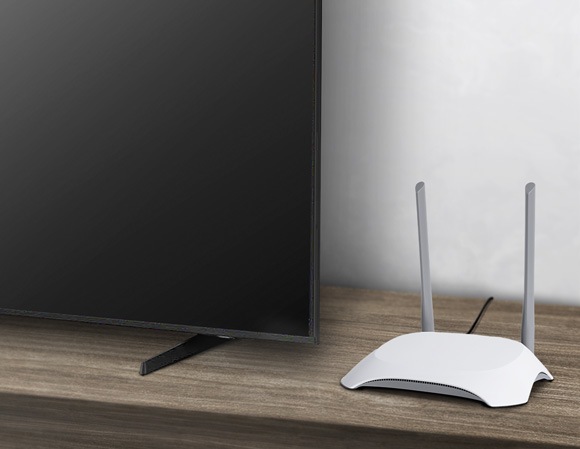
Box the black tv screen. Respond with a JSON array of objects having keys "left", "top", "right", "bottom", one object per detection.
[{"left": 0, "top": 0, "right": 320, "bottom": 342}]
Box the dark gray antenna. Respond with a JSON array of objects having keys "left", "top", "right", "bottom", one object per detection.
[
  {"left": 522, "top": 183, "right": 535, "bottom": 352},
  {"left": 415, "top": 182, "right": 435, "bottom": 332}
]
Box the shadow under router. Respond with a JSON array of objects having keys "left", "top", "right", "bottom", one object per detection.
[{"left": 341, "top": 183, "right": 553, "bottom": 407}]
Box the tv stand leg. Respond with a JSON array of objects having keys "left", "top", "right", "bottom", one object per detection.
[{"left": 140, "top": 334, "right": 232, "bottom": 376}]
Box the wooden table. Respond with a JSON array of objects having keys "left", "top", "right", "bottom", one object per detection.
[{"left": 0, "top": 286, "right": 578, "bottom": 448}]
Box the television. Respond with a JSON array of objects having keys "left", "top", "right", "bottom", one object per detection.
[{"left": 0, "top": 0, "right": 321, "bottom": 373}]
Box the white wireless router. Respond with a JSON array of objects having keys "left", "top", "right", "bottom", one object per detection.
[{"left": 341, "top": 182, "right": 553, "bottom": 407}]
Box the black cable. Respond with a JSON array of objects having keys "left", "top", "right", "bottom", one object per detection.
[{"left": 467, "top": 297, "right": 494, "bottom": 334}]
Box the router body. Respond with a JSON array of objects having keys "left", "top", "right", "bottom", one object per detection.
[
  {"left": 341, "top": 332, "right": 552, "bottom": 407},
  {"left": 341, "top": 183, "right": 553, "bottom": 407}
]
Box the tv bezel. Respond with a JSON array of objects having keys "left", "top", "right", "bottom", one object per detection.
[{"left": 0, "top": 0, "right": 321, "bottom": 345}]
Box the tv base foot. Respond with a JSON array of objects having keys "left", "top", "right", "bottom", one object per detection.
[{"left": 140, "top": 334, "right": 232, "bottom": 376}]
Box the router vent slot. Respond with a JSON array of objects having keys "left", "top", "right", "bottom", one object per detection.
[{"left": 367, "top": 378, "right": 477, "bottom": 396}]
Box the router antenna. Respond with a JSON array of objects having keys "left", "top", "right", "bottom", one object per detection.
[
  {"left": 416, "top": 182, "right": 435, "bottom": 332},
  {"left": 522, "top": 183, "right": 535, "bottom": 352}
]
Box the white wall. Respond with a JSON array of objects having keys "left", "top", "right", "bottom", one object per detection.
[{"left": 321, "top": 0, "right": 580, "bottom": 305}]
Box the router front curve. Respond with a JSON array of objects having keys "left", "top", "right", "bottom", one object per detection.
[
  {"left": 365, "top": 378, "right": 484, "bottom": 403},
  {"left": 340, "top": 351, "right": 487, "bottom": 404}
]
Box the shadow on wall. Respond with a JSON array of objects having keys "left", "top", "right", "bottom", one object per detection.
[{"left": 320, "top": 0, "right": 580, "bottom": 305}]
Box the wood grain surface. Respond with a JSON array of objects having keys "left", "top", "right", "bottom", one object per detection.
[{"left": 0, "top": 286, "right": 578, "bottom": 448}]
